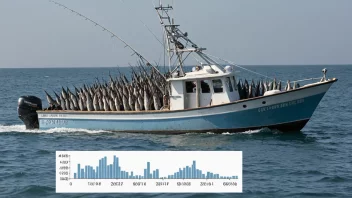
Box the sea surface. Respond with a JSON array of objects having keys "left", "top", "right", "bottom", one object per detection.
[{"left": 0, "top": 65, "right": 351, "bottom": 198}]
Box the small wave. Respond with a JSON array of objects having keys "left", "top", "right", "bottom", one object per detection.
[
  {"left": 13, "top": 172, "right": 27, "bottom": 178},
  {"left": 0, "top": 124, "right": 111, "bottom": 134},
  {"left": 318, "top": 176, "right": 349, "bottom": 183},
  {"left": 36, "top": 149, "right": 51, "bottom": 155},
  {"left": 12, "top": 185, "right": 54, "bottom": 197},
  {"left": 221, "top": 129, "right": 262, "bottom": 135}
]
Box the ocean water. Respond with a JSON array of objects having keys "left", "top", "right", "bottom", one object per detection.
[{"left": 0, "top": 65, "right": 351, "bottom": 197}]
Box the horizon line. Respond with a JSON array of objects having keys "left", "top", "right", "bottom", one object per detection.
[{"left": 0, "top": 64, "right": 351, "bottom": 69}]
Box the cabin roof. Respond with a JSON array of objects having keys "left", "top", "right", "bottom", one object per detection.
[
  {"left": 167, "top": 65, "right": 234, "bottom": 82},
  {"left": 168, "top": 72, "right": 233, "bottom": 82}
]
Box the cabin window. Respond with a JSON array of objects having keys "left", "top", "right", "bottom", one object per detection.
[
  {"left": 185, "top": 81, "right": 196, "bottom": 93},
  {"left": 212, "top": 79, "right": 223, "bottom": 93},
  {"left": 226, "top": 77, "right": 234, "bottom": 92},
  {"left": 201, "top": 80, "right": 211, "bottom": 93},
  {"left": 232, "top": 76, "right": 238, "bottom": 90}
]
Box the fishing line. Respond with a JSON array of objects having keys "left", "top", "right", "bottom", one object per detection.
[{"left": 48, "top": 0, "right": 166, "bottom": 80}]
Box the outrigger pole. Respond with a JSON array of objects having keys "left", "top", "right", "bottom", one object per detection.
[{"left": 48, "top": 0, "right": 166, "bottom": 80}]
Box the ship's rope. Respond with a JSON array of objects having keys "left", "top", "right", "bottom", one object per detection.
[
  {"left": 203, "top": 52, "right": 324, "bottom": 84},
  {"left": 202, "top": 52, "right": 285, "bottom": 82}
]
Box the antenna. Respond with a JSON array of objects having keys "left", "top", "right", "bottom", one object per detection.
[{"left": 48, "top": 0, "right": 165, "bottom": 79}]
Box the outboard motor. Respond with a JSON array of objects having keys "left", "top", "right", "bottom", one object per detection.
[{"left": 18, "top": 96, "right": 42, "bottom": 129}]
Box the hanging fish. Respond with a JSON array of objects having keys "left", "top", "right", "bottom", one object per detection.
[
  {"left": 61, "top": 87, "right": 68, "bottom": 100},
  {"left": 268, "top": 81, "right": 273, "bottom": 91},
  {"left": 259, "top": 81, "right": 264, "bottom": 96},
  {"left": 69, "top": 99, "right": 75, "bottom": 110},
  {"left": 98, "top": 96, "right": 104, "bottom": 111},
  {"left": 103, "top": 96, "right": 110, "bottom": 111},
  {"left": 65, "top": 98, "right": 70, "bottom": 110},
  {"left": 60, "top": 95, "right": 66, "bottom": 110},
  {"left": 114, "top": 97, "right": 121, "bottom": 111},
  {"left": 285, "top": 80, "right": 291, "bottom": 91},
  {"left": 93, "top": 94, "right": 99, "bottom": 111},
  {"left": 144, "top": 85, "right": 151, "bottom": 111},
  {"left": 44, "top": 90, "right": 57, "bottom": 107},
  {"left": 70, "top": 94, "right": 79, "bottom": 109}
]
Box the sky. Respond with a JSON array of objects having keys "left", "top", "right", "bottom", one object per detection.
[{"left": 0, "top": 0, "right": 351, "bottom": 68}]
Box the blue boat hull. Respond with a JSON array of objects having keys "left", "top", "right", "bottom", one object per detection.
[{"left": 37, "top": 80, "right": 336, "bottom": 133}]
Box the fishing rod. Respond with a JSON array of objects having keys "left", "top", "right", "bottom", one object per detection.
[{"left": 48, "top": 0, "right": 166, "bottom": 80}]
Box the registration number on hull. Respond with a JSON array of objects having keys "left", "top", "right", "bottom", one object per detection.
[{"left": 40, "top": 119, "right": 68, "bottom": 126}]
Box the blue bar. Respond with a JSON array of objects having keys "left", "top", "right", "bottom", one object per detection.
[
  {"left": 202, "top": 174, "right": 205, "bottom": 179},
  {"left": 74, "top": 173, "right": 77, "bottom": 179},
  {"left": 131, "top": 171, "right": 134, "bottom": 178},
  {"left": 188, "top": 166, "right": 191, "bottom": 179},
  {"left": 101, "top": 158, "right": 104, "bottom": 178},
  {"left": 85, "top": 166, "right": 88, "bottom": 179},
  {"left": 81, "top": 169, "right": 84, "bottom": 179},
  {"left": 147, "top": 162, "right": 150, "bottom": 179},
  {"left": 101, "top": 159, "right": 103, "bottom": 178},
  {"left": 144, "top": 169, "right": 147, "bottom": 179},
  {"left": 77, "top": 164, "right": 81, "bottom": 179},
  {"left": 108, "top": 165, "right": 111, "bottom": 179},
  {"left": 105, "top": 157, "right": 107, "bottom": 179},
  {"left": 117, "top": 166, "right": 120, "bottom": 179},
  {"left": 99, "top": 159, "right": 101, "bottom": 179},
  {"left": 156, "top": 169, "right": 159, "bottom": 179},
  {"left": 126, "top": 172, "right": 128, "bottom": 179},
  {"left": 115, "top": 157, "right": 118, "bottom": 179},
  {"left": 174, "top": 173, "right": 176, "bottom": 178},
  {"left": 110, "top": 165, "right": 112, "bottom": 179},
  {"left": 183, "top": 168, "right": 185, "bottom": 178},
  {"left": 186, "top": 166, "right": 189, "bottom": 179},
  {"left": 111, "top": 165, "right": 113, "bottom": 179},
  {"left": 88, "top": 166, "right": 90, "bottom": 179},
  {"left": 111, "top": 158, "right": 116, "bottom": 178},
  {"left": 193, "top": 161, "right": 196, "bottom": 178},
  {"left": 153, "top": 171, "right": 155, "bottom": 179},
  {"left": 96, "top": 167, "right": 99, "bottom": 179}
]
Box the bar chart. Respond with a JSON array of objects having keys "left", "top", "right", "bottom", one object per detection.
[{"left": 56, "top": 151, "right": 242, "bottom": 193}]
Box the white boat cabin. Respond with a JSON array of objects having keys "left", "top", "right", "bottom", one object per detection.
[{"left": 168, "top": 65, "right": 240, "bottom": 110}]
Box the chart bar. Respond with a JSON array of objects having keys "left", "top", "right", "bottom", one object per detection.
[{"left": 56, "top": 151, "right": 242, "bottom": 193}]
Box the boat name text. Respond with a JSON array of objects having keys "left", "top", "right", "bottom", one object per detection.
[{"left": 258, "top": 99, "right": 304, "bottom": 113}]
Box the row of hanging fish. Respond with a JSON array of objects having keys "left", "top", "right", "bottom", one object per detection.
[
  {"left": 44, "top": 66, "right": 169, "bottom": 111},
  {"left": 237, "top": 79, "right": 300, "bottom": 100}
]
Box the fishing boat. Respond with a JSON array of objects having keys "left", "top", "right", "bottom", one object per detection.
[{"left": 17, "top": 1, "right": 337, "bottom": 134}]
